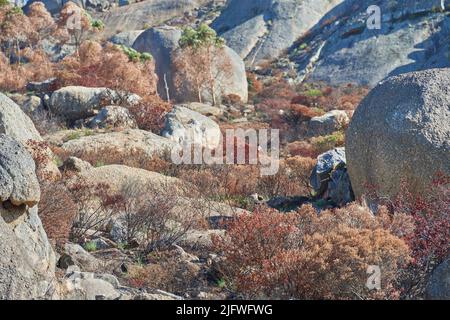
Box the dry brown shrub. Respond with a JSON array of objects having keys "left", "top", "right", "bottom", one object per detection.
[
  {"left": 55, "top": 41, "right": 157, "bottom": 98},
  {"left": 213, "top": 204, "right": 412, "bottom": 299},
  {"left": 38, "top": 181, "right": 78, "bottom": 248}
]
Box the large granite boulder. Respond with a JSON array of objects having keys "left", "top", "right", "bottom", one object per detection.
[
  {"left": 1, "top": 93, "right": 62, "bottom": 180},
  {"left": 71, "top": 164, "right": 183, "bottom": 194},
  {"left": 49, "top": 86, "right": 118, "bottom": 121},
  {"left": 133, "top": 26, "right": 248, "bottom": 104},
  {"left": 346, "top": 69, "right": 450, "bottom": 200},
  {"left": 0, "top": 134, "right": 57, "bottom": 299},
  {"left": 0, "top": 93, "right": 42, "bottom": 143},
  {"left": 109, "top": 30, "right": 145, "bottom": 47}
]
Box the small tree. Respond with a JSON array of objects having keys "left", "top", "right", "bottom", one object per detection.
[
  {"left": 173, "top": 24, "right": 232, "bottom": 105},
  {"left": 57, "top": 2, "right": 102, "bottom": 52}
]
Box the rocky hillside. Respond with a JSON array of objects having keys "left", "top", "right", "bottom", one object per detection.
[
  {"left": 0, "top": 0, "right": 449, "bottom": 301},
  {"left": 208, "top": 0, "right": 450, "bottom": 86}
]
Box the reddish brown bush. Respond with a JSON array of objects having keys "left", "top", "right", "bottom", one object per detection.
[
  {"left": 126, "top": 95, "right": 172, "bottom": 133},
  {"left": 213, "top": 204, "right": 411, "bottom": 299},
  {"left": 55, "top": 41, "right": 157, "bottom": 98},
  {"left": 39, "top": 182, "right": 78, "bottom": 248},
  {"left": 369, "top": 175, "right": 450, "bottom": 298}
]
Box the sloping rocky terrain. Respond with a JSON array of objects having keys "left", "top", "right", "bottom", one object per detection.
[{"left": 0, "top": 0, "right": 449, "bottom": 301}]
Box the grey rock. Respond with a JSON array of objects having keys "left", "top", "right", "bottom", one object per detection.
[
  {"left": 426, "top": 257, "right": 450, "bottom": 300},
  {"left": 63, "top": 271, "right": 121, "bottom": 300},
  {"left": 308, "top": 110, "right": 349, "bottom": 137},
  {"left": 0, "top": 206, "right": 57, "bottom": 299},
  {"left": 87, "top": 106, "right": 137, "bottom": 129},
  {"left": 63, "top": 243, "right": 102, "bottom": 272},
  {"left": 212, "top": 0, "right": 344, "bottom": 65},
  {"left": 0, "top": 134, "right": 41, "bottom": 206},
  {"left": 162, "top": 106, "right": 221, "bottom": 149},
  {"left": 0, "top": 135, "right": 57, "bottom": 299},
  {"left": 133, "top": 26, "right": 182, "bottom": 102},
  {"left": 99, "top": 0, "right": 210, "bottom": 38},
  {"left": 310, "top": 147, "right": 354, "bottom": 206},
  {"left": 110, "top": 30, "right": 145, "bottom": 47},
  {"left": 94, "top": 273, "right": 121, "bottom": 289},
  {"left": 177, "top": 103, "right": 225, "bottom": 117},
  {"left": 7, "top": 94, "right": 43, "bottom": 115},
  {"left": 61, "top": 156, "right": 93, "bottom": 173},
  {"left": 49, "top": 86, "right": 118, "bottom": 121},
  {"left": 0, "top": 93, "right": 42, "bottom": 143},
  {"left": 302, "top": 0, "right": 450, "bottom": 86},
  {"left": 61, "top": 129, "right": 175, "bottom": 160},
  {"left": 346, "top": 69, "right": 450, "bottom": 200}
]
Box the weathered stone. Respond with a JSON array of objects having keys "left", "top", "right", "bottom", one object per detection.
[
  {"left": 49, "top": 86, "right": 119, "bottom": 121},
  {"left": 162, "top": 106, "right": 221, "bottom": 149},
  {"left": 310, "top": 147, "right": 354, "bottom": 207},
  {"left": 346, "top": 69, "right": 450, "bottom": 200},
  {"left": 308, "top": 110, "right": 349, "bottom": 137},
  {"left": 0, "top": 93, "right": 42, "bottom": 143},
  {"left": 0, "top": 134, "right": 40, "bottom": 206},
  {"left": 87, "top": 106, "right": 138, "bottom": 129},
  {"left": 426, "top": 257, "right": 450, "bottom": 300},
  {"left": 212, "top": 0, "right": 343, "bottom": 65},
  {"left": 0, "top": 135, "right": 56, "bottom": 300},
  {"left": 61, "top": 129, "right": 175, "bottom": 160}
]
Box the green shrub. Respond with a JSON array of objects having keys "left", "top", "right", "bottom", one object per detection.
[
  {"left": 116, "top": 44, "right": 152, "bottom": 63},
  {"left": 91, "top": 19, "right": 105, "bottom": 30},
  {"left": 311, "top": 131, "right": 345, "bottom": 154},
  {"left": 84, "top": 241, "right": 97, "bottom": 252}
]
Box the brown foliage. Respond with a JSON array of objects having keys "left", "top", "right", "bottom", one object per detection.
[
  {"left": 213, "top": 204, "right": 411, "bottom": 299},
  {"left": 39, "top": 181, "right": 77, "bottom": 248},
  {"left": 55, "top": 41, "right": 157, "bottom": 97},
  {"left": 126, "top": 95, "right": 172, "bottom": 133}
]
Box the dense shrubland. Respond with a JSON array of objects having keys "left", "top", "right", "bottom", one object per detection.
[
  {"left": 212, "top": 176, "right": 449, "bottom": 299},
  {"left": 1, "top": 1, "right": 447, "bottom": 301}
]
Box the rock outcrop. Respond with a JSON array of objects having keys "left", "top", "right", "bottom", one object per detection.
[
  {"left": 0, "top": 134, "right": 57, "bottom": 299},
  {"left": 87, "top": 106, "right": 137, "bottom": 129},
  {"left": 211, "top": 0, "right": 344, "bottom": 65},
  {"left": 98, "top": 0, "right": 210, "bottom": 37},
  {"left": 1, "top": 93, "right": 61, "bottom": 180},
  {"left": 295, "top": 0, "right": 450, "bottom": 86},
  {"left": 310, "top": 147, "right": 354, "bottom": 207},
  {"left": 308, "top": 110, "right": 349, "bottom": 137},
  {"left": 61, "top": 129, "right": 175, "bottom": 160},
  {"left": 346, "top": 69, "right": 450, "bottom": 200}
]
